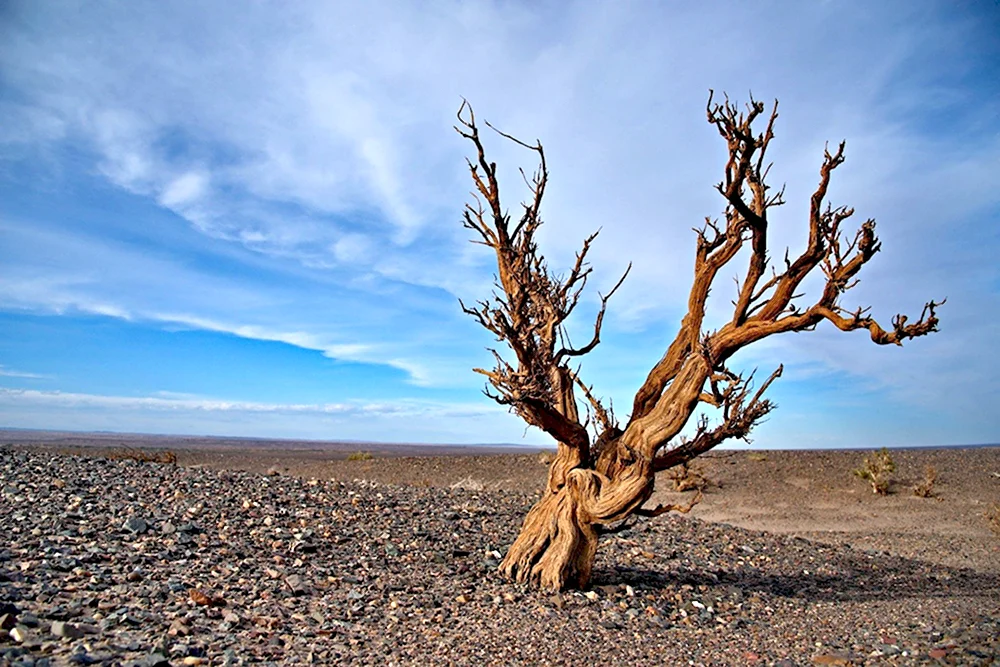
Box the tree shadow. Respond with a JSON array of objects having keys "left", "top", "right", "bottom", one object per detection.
[{"left": 591, "top": 546, "right": 1000, "bottom": 603}]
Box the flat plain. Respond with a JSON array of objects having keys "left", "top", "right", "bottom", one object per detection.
[{"left": 1, "top": 432, "right": 998, "bottom": 665}]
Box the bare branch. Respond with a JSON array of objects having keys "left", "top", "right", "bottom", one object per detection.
[
  {"left": 651, "top": 365, "right": 783, "bottom": 472},
  {"left": 457, "top": 102, "right": 629, "bottom": 455},
  {"left": 635, "top": 489, "right": 703, "bottom": 517},
  {"left": 556, "top": 263, "right": 631, "bottom": 361},
  {"left": 463, "top": 95, "right": 943, "bottom": 593}
]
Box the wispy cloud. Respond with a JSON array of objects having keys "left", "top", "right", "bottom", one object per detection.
[
  {"left": 0, "top": 387, "right": 494, "bottom": 418},
  {"left": 0, "top": 388, "right": 527, "bottom": 444},
  {"left": 0, "top": 366, "right": 50, "bottom": 380},
  {"left": 0, "top": 1, "right": 997, "bottom": 445}
]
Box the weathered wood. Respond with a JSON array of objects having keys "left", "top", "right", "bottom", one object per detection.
[{"left": 458, "top": 94, "right": 941, "bottom": 591}]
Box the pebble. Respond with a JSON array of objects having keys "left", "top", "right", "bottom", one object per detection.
[
  {"left": 285, "top": 575, "right": 308, "bottom": 595},
  {"left": 122, "top": 516, "right": 148, "bottom": 534},
  {"left": 0, "top": 447, "right": 996, "bottom": 666},
  {"left": 50, "top": 620, "right": 82, "bottom": 639}
]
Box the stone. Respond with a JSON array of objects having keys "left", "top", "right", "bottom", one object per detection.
[
  {"left": 168, "top": 620, "right": 190, "bottom": 637},
  {"left": 188, "top": 589, "right": 212, "bottom": 606},
  {"left": 51, "top": 620, "right": 83, "bottom": 639},
  {"left": 123, "top": 517, "right": 148, "bottom": 534},
  {"left": 285, "top": 574, "right": 308, "bottom": 595},
  {"left": 160, "top": 522, "right": 176, "bottom": 535},
  {"left": 138, "top": 653, "right": 171, "bottom": 667}
]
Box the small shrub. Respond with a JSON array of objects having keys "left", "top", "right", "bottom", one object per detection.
[
  {"left": 537, "top": 450, "right": 554, "bottom": 465},
  {"left": 347, "top": 451, "right": 374, "bottom": 461},
  {"left": 747, "top": 452, "right": 768, "bottom": 462},
  {"left": 666, "top": 461, "right": 711, "bottom": 492},
  {"left": 912, "top": 465, "right": 937, "bottom": 498},
  {"left": 106, "top": 447, "right": 178, "bottom": 465},
  {"left": 986, "top": 503, "right": 1000, "bottom": 536},
  {"left": 853, "top": 447, "right": 896, "bottom": 495}
]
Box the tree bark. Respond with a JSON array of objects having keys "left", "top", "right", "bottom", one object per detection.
[
  {"left": 500, "top": 444, "right": 653, "bottom": 591},
  {"left": 457, "top": 95, "right": 942, "bottom": 592}
]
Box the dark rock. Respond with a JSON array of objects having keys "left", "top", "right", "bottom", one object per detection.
[
  {"left": 285, "top": 574, "right": 308, "bottom": 595},
  {"left": 123, "top": 517, "right": 148, "bottom": 534},
  {"left": 293, "top": 541, "right": 318, "bottom": 553}
]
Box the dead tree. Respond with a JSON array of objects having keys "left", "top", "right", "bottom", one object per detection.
[{"left": 456, "top": 94, "right": 942, "bottom": 592}]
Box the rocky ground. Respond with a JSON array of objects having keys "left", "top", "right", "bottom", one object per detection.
[{"left": 1, "top": 446, "right": 999, "bottom": 666}]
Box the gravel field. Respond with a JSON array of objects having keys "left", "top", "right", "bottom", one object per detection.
[{"left": 1, "top": 447, "right": 998, "bottom": 666}]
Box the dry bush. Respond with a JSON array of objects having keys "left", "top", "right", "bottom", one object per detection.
[
  {"left": 853, "top": 447, "right": 896, "bottom": 495},
  {"left": 106, "top": 447, "right": 177, "bottom": 465},
  {"left": 537, "top": 450, "right": 555, "bottom": 465},
  {"left": 347, "top": 451, "right": 374, "bottom": 461},
  {"left": 986, "top": 503, "right": 1000, "bottom": 536},
  {"left": 747, "top": 452, "right": 768, "bottom": 462},
  {"left": 912, "top": 465, "right": 937, "bottom": 498},
  {"left": 666, "top": 461, "right": 712, "bottom": 492}
]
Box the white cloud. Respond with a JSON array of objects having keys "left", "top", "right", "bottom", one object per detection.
[
  {"left": 0, "top": 387, "right": 535, "bottom": 444},
  {"left": 0, "top": 366, "right": 50, "bottom": 380},
  {"left": 0, "top": 1, "right": 997, "bottom": 444},
  {"left": 0, "top": 387, "right": 484, "bottom": 417},
  {"left": 159, "top": 171, "right": 209, "bottom": 210},
  {"left": 332, "top": 233, "right": 374, "bottom": 265}
]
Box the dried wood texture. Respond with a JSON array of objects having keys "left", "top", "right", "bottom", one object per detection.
[{"left": 457, "top": 94, "right": 942, "bottom": 591}]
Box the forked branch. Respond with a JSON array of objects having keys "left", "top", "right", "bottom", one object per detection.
[
  {"left": 456, "top": 102, "right": 629, "bottom": 453},
  {"left": 650, "top": 365, "right": 783, "bottom": 472}
]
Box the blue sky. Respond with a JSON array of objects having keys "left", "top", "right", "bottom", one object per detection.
[{"left": 1, "top": 1, "right": 998, "bottom": 447}]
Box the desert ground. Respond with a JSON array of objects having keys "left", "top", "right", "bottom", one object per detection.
[{"left": 1, "top": 432, "right": 998, "bottom": 665}]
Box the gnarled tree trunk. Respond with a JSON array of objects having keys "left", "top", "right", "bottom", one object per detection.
[
  {"left": 501, "top": 446, "right": 652, "bottom": 590},
  {"left": 456, "top": 94, "right": 941, "bottom": 591}
]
